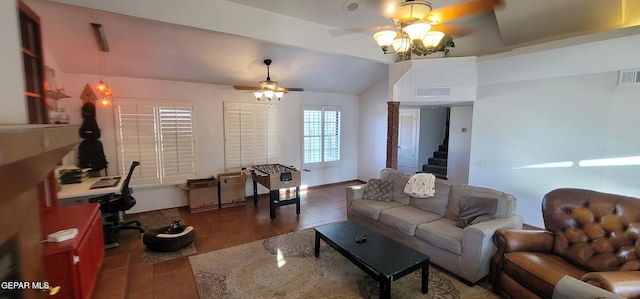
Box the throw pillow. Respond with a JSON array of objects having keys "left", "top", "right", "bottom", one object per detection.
[
  {"left": 456, "top": 196, "right": 498, "bottom": 228},
  {"left": 378, "top": 168, "right": 412, "bottom": 205},
  {"left": 445, "top": 184, "right": 473, "bottom": 221},
  {"left": 362, "top": 179, "right": 393, "bottom": 202}
]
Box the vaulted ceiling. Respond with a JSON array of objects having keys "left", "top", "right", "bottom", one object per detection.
[{"left": 23, "top": 0, "right": 640, "bottom": 95}]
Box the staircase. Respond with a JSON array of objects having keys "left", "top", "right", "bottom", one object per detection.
[
  {"left": 422, "top": 139, "right": 448, "bottom": 180},
  {"left": 421, "top": 116, "right": 449, "bottom": 180}
]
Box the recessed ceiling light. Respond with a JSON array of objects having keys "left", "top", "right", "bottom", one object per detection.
[{"left": 341, "top": 0, "right": 362, "bottom": 14}]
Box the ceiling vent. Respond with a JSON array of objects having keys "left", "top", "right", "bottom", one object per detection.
[
  {"left": 618, "top": 69, "right": 640, "bottom": 86},
  {"left": 416, "top": 87, "right": 451, "bottom": 98}
]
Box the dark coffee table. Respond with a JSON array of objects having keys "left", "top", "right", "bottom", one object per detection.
[{"left": 314, "top": 220, "right": 430, "bottom": 299}]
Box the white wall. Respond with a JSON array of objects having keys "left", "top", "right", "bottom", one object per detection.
[
  {"left": 0, "top": 0, "right": 29, "bottom": 124},
  {"left": 56, "top": 73, "right": 359, "bottom": 213},
  {"left": 357, "top": 77, "right": 389, "bottom": 181},
  {"left": 389, "top": 57, "right": 477, "bottom": 104},
  {"left": 448, "top": 106, "right": 473, "bottom": 184},
  {"left": 280, "top": 91, "right": 360, "bottom": 187},
  {"left": 471, "top": 33, "right": 640, "bottom": 228}
]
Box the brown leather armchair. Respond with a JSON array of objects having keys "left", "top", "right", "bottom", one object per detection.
[{"left": 490, "top": 188, "right": 640, "bottom": 298}]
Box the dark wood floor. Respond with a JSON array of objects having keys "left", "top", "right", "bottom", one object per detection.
[{"left": 93, "top": 181, "right": 358, "bottom": 299}]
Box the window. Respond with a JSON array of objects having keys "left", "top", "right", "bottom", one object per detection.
[
  {"left": 19, "top": 1, "right": 48, "bottom": 124},
  {"left": 303, "top": 106, "right": 341, "bottom": 166},
  {"left": 223, "top": 102, "right": 279, "bottom": 171},
  {"left": 114, "top": 99, "right": 196, "bottom": 185}
]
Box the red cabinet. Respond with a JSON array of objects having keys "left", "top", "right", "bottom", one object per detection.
[{"left": 41, "top": 204, "right": 104, "bottom": 299}]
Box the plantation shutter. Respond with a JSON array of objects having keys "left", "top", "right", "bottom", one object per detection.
[
  {"left": 303, "top": 105, "right": 341, "bottom": 166},
  {"left": 159, "top": 105, "right": 196, "bottom": 183},
  {"left": 267, "top": 106, "right": 279, "bottom": 163},
  {"left": 323, "top": 107, "right": 341, "bottom": 162},
  {"left": 115, "top": 101, "right": 160, "bottom": 185},
  {"left": 303, "top": 108, "right": 323, "bottom": 164},
  {"left": 224, "top": 102, "right": 279, "bottom": 171},
  {"left": 114, "top": 99, "right": 196, "bottom": 185}
]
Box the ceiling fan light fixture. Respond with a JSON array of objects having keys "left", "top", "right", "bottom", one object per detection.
[
  {"left": 260, "top": 80, "right": 278, "bottom": 90},
  {"left": 374, "top": 1, "right": 435, "bottom": 59},
  {"left": 422, "top": 31, "right": 445, "bottom": 48},
  {"left": 372, "top": 0, "right": 503, "bottom": 61},
  {"left": 391, "top": 0, "right": 432, "bottom": 24},
  {"left": 234, "top": 58, "right": 303, "bottom": 101},
  {"left": 373, "top": 30, "right": 397, "bottom": 51},
  {"left": 403, "top": 22, "right": 432, "bottom": 41},
  {"left": 264, "top": 90, "right": 275, "bottom": 99},
  {"left": 392, "top": 37, "right": 411, "bottom": 54}
]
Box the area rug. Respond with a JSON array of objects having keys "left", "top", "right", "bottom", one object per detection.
[
  {"left": 189, "top": 229, "right": 498, "bottom": 299},
  {"left": 137, "top": 208, "right": 197, "bottom": 266}
]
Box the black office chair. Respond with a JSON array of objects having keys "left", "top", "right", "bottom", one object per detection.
[{"left": 92, "top": 161, "right": 144, "bottom": 248}]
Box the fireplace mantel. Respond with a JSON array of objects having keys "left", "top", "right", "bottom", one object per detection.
[{"left": 0, "top": 124, "right": 79, "bottom": 204}]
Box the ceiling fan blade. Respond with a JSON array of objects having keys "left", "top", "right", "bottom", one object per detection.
[
  {"left": 429, "top": 0, "right": 503, "bottom": 24},
  {"left": 431, "top": 24, "right": 470, "bottom": 37},
  {"left": 282, "top": 87, "right": 304, "bottom": 92},
  {"left": 233, "top": 85, "right": 261, "bottom": 91},
  {"left": 329, "top": 25, "right": 396, "bottom": 37}
]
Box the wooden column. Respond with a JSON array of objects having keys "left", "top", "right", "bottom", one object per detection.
[{"left": 386, "top": 101, "right": 400, "bottom": 169}]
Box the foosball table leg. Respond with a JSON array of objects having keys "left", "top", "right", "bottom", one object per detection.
[
  {"left": 295, "top": 186, "right": 300, "bottom": 215},
  {"left": 252, "top": 179, "right": 258, "bottom": 206},
  {"left": 269, "top": 190, "right": 278, "bottom": 220}
]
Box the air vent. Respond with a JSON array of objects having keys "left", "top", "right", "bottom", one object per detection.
[
  {"left": 416, "top": 87, "right": 451, "bottom": 98},
  {"left": 618, "top": 69, "right": 640, "bottom": 86}
]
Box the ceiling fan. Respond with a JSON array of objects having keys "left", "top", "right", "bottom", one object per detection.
[
  {"left": 233, "top": 59, "right": 304, "bottom": 102},
  {"left": 369, "top": 0, "right": 503, "bottom": 58}
]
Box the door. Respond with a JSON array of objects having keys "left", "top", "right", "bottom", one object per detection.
[{"left": 397, "top": 109, "right": 419, "bottom": 173}]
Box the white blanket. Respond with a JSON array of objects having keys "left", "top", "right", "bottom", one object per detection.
[{"left": 403, "top": 173, "right": 436, "bottom": 198}]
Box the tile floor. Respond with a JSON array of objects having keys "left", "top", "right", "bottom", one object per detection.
[{"left": 93, "top": 181, "right": 358, "bottom": 299}]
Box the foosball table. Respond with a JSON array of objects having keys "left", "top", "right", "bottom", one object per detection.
[{"left": 250, "top": 164, "right": 301, "bottom": 220}]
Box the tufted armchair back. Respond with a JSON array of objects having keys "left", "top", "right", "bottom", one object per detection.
[{"left": 542, "top": 188, "right": 640, "bottom": 272}]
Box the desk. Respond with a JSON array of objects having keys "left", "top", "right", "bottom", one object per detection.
[{"left": 58, "top": 176, "right": 124, "bottom": 206}]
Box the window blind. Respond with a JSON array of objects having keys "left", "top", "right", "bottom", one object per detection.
[
  {"left": 303, "top": 106, "right": 341, "bottom": 166},
  {"left": 223, "top": 102, "right": 279, "bottom": 171},
  {"left": 114, "top": 99, "right": 196, "bottom": 185}
]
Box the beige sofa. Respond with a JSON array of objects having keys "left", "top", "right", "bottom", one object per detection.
[{"left": 346, "top": 168, "right": 523, "bottom": 283}]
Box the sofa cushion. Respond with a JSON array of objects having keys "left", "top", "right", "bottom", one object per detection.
[
  {"left": 409, "top": 178, "right": 451, "bottom": 216},
  {"left": 445, "top": 184, "right": 515, "bottom": 221},
  {"left": 362, "top": 178, "right": 393, "bottom": 202},
  {"left": 378, "top": 168, "right": 412, "bottom": 205},
  {"left": 415, "top": 218, "right": 463, "bottom": 255},
  {"left": 456, "top": 196, "right": 498, "bottom": 228},
  {"left": 379, "top": 206, "right": 442, "bottom": 236},
  {"left": 350, "top": 199, "right": 404, "bottom": 221}
]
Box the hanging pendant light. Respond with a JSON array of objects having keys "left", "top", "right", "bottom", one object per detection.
[
  {"left": 94, "top": 80, "right": 107, "bottom": 93},
  {"left": 91, "top": 23, "right": 115, "bottom": 106},
  {"left": 100, "top": 97, "right": 112, "bottom": 107}
]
